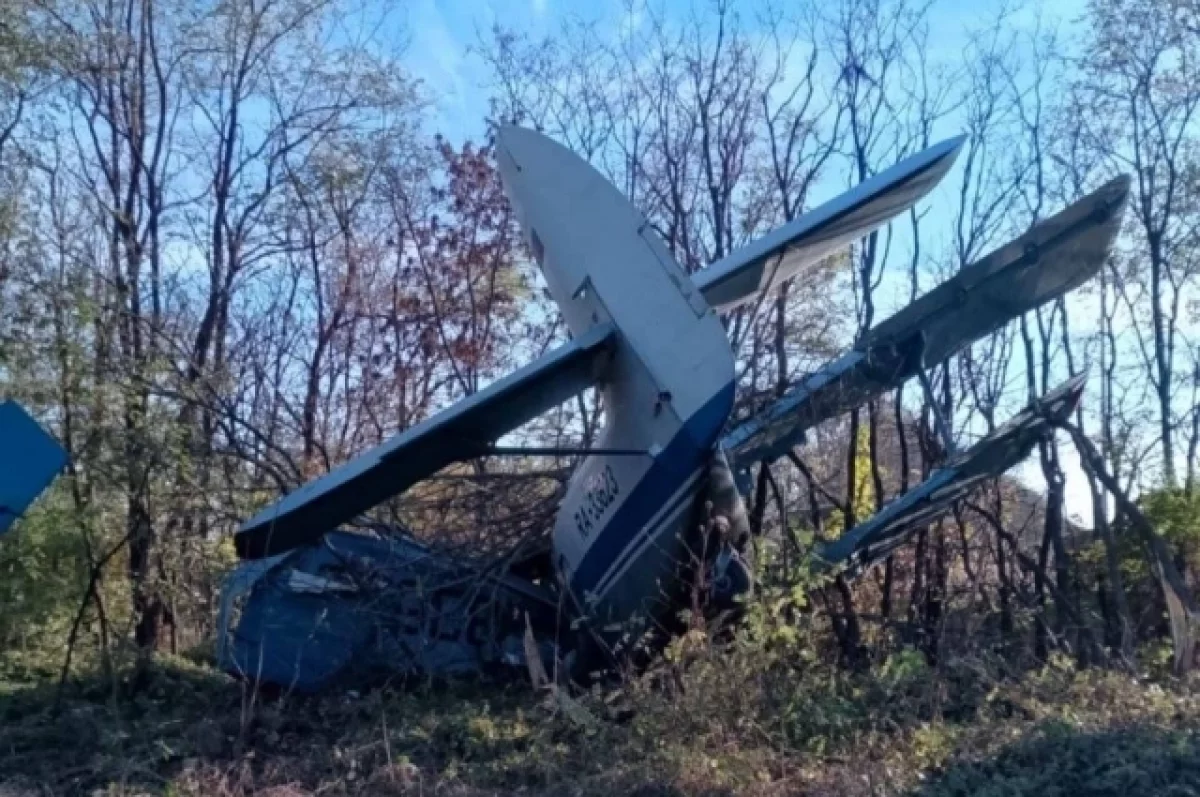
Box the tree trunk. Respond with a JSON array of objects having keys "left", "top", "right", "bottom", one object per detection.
[{"left": 1061, "top": 419, "right": 1198, "bottom": 674}]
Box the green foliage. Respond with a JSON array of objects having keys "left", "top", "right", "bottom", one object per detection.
[
  {"left": 1141, "top": 486, "right": 1200, "bottom": 570},
  {"left": 3, "top": 603, "right": 1200, "bottom": 795},
  {"left": 0, "top": 484, "right": 91, "bottom": 682},
  {"left": 910, "top": 725, "right": 1200, "bottom": 797},
  {"left": 736, "top": 542, "right": 825, "bottom": 655},
  {"left": 881, "top": 646, "right": 933, "bottom": 686},
  {"left": 825, "top": 423, "right": 878, "bottom": 538}
]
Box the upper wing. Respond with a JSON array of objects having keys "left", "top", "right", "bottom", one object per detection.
[
  {"left": 693, "top": 136, "right": 965, "bottom": 313},
  {"left": 235, "top": 324, "right": 616, "bottom": 559},
  {"left": 815, "top": 375, "right": 1085, "bottom": 576},
  {"left": 721, "top": 176, "right": 1129, "bottom": 469},
  {"left": 0, "top": 401, "right": 67, "bottom": 535}
]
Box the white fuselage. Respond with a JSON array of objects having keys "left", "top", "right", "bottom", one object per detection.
[{"left": 496, "top": 127, "right": 735, "bottom": 637}]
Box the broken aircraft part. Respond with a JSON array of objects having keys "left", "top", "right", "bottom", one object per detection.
[
  {"left": 217, "top": 126, "right": 1128, "bottom": 690},
  {"left": 694, "top": 136, "right": 965, "bottom": 312},
  {"left": 235, "top": 322, "right": 616, "bottom": 559},
  {"left": 816, "top": 374, "right": 1086, "bottom": 576},
  {"left": 219, "top": 530, "right": 561, "bottom": 691},
  {"left": 0, "top": 400, "right": 68, "bottom": 535},
  {"left": 720, "top": 175, "right": 1129, "bottom": 472}
]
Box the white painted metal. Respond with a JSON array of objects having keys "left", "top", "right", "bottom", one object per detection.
[
  {"left": 693, "top": 136, "right": 965, "bottom": 312},
  {"left": 496, "top": 126, "right": 734, "bottom": 614}
]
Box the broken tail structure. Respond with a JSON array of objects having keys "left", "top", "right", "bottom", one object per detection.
[
  {"left": 218, "top": 379, "right": 1088, "bottom": 692},
  {"left": 214, "top": 140, "right": 1128, "bottom": 691}
]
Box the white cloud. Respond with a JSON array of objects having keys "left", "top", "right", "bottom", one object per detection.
[
  {"left": 406, "top": 0, "right": 464, "bottom": 93},
  {"left": 403, "top": 0, "right": 489, "bottom": 141}
]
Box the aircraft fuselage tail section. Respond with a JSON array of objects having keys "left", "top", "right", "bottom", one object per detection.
[{"left": 497, "top": 127, "right": 735, "bottom": 645}]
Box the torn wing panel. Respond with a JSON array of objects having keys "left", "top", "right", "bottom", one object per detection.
[
  {"left": 235, "top": 324, "right": 616, "bottom": 559},
  {"left": 815, "top": 374, "right": 1085, "bottom": 576}
]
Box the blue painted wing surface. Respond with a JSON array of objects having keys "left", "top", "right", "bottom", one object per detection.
[
  {"left": 816, "top": 375, "right": 1086, "bottom": 576},
  {"left": 693, "top": 136, "right": 965, "bottom": 312},
  {"left": 219, "top": 530, "right": 558, "bottom": 690},
  {"left": 721, "top": 176, "right": 1129, "bottom": 469},
  {"left": 0, "top": 400, "right": 68, "bottom": 535},
  {"left": 235, "top": 324, "right": 616, "bottom": 559}
]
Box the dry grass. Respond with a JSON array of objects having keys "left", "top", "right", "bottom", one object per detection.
[{"left": 1, "top": 642, "right": 1198, "bottom": 796}]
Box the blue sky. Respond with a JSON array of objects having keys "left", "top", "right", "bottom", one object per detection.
[
  {"left": 401, "top": 0, "right": 1091, "bottom": 143},
  {"left": 401, "top": 0, "right": 558, "bottom": 140}
]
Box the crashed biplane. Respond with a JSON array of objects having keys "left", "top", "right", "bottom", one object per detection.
[{"left": 218, "top": 126, "right": 1129, "bottom": 691}]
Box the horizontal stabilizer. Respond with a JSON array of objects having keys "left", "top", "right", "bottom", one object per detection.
[
  {"left": 694, "top": 137, "right": 965, "bottom": 312},
  {"left": 721, "top": 176, "right": 1129, "bottom": 468},
  {"left": 815, "top": 374, "right": 1085, "bottom": 576},
  {"left": 235, "top": 324, "right": 617, "bottom": 559},
  {"left": 0, "top": 401, "right": 67, "bottom": 535}
]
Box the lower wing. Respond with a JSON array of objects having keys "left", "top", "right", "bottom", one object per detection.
[
  {"left": 235, "top": 324, "right": 616, "bottom": 559},
  {"left": 816, "top": 375, "right": 1085, "bottom": 575}
]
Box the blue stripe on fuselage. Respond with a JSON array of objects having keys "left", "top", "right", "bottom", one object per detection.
[
  {"left": 592, "top": 471, "right": 701, "bottom": 598},
  {"left": 570, "top": 382, "right": 735, "bottom": 598}
]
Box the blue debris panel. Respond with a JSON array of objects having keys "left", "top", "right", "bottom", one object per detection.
[
  {"left": 816, "top": 374, "right": 1085, "bottom": 576},
  {"left": 722, "top": 176, "right": 1128, "bottom": 470},
  {"left": 218, "top": 530, "right": 560, "bottom": 691},
  {"left": 0, "top": 400, "right": 67, "bottom": 535}
]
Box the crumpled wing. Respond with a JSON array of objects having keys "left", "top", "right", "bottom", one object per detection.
[
  {"left": 693, "top": 136, "right": 965, "bottom": 313},
  {"left": 0, "top": 401, "right": 67, "bottom": 535},
  {"left": 721, "top": 176, "right": 1129, "bottom": 469},
  {"left": 815, "top": 374, "right": 1085, "bottom": 575},
  {"left": 235, "top": 324, "right": 616, "bottom": 559}
]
